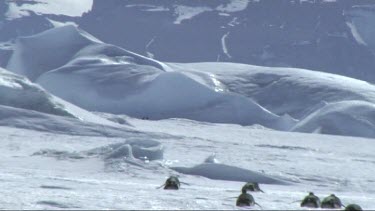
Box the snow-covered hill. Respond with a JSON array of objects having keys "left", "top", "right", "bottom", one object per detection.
[
  {"left": 6, "top": 25, "right": 290, "bottom": 130},
  {"left": 0, "top": 66, "right": 130, "bottom": 132},
  {"left": 171, "top": 62, "right": 375, "bottom": 119},
  {"left": 292, "top": 100, "right": 375, "bottom": 138},
  {"left": 0, "top": 67, "right": 76, "bottom": 118},
  {"left": 5, "top": 25, "right": 375, "bottom": 138}
]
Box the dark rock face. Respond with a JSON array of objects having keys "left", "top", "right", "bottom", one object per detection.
[{"left": 1, "top": 0, "right": 375, "bottom": 82}]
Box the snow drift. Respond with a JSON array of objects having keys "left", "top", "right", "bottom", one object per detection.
[
  {"left": 5, "top": 25, "right": 289, "bottom": 129},
  {"left": 171, "top": 162, "right": 288, "bottom": 185},
  {"left": 171, "top": 154, "right": 288, "bottom": 184},
  {"left": 292, "top": 100, "right": 375, "bottom": 138},
  {"left": 171, "top": 62, "right": 375, "bottom": 119},
  {"left": 0, "top": 67, "right": 73, "bottom": 117},
  {"left": 0, "top": 66, "right": 122, "bottom": 127},
  {"left": 96, "top": 139, "right": 165, "bottom": 161},
  {"left": 34, "top": 139, "right": 164, "bottom": 162},
  {"left": 38, "top": 65, "right": 282, "bottom": 128},
  {"left": 0, "top": 104, "right": 137, "bottom": 137}
]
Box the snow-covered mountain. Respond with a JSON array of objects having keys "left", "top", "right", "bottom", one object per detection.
[
  {"left": 2, "top": 0, "right": 375, "bottom": 82},
  {"left": 6, "top": 24, "right": 375, "bottom": 139},
  {"left": 1, "top": 1, "right": 375, "bottom": 210}
]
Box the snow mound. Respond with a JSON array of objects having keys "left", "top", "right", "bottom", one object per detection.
[
  {"left": 33, "top": 139, "right": 166, "bottom": 167},
  {"left": 0, "top": 67, "right": 119, "bottom": 125},
  {"left": 39, "top": 68, "right": 282, "bottom": 128},
  {"left": 292, "top": 100, "right": 375, "bottom": 138},
  {"left": 171, "top": 163, "right": 288, "bottom": 185},
  {"left": 33, "top": 149, "right": 85, "bottom": 160},
  {"left": 88, "top": 139, "right": 164, "bottom": 161},
  {"left": 0, "top": 67, "right": 73, "bottom": 117},
  {"left": 0, "top": 105, "right": 135, "bottom": 137},
  {"left": 171, "top": 62, "right": 375, "bottom": 119}
]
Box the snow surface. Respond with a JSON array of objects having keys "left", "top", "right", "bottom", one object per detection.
[
  {"left": 5, "top": 25, "right": 288, "bottom": 129},
  {"left": 1, "top": 20, "right": 375, "bottom": 210},
  {"left": 0, "top": 116, "right": 374, "bottom": 210},
  {"left": 0, "top": 66, "right": 119, "bottom": 126},
  {"left": 171, "top": 163, "right": 289, "bottom": 184},
  {"left": 0, "top": 67, "right": 73, "bottom": 117},
  {"left": 3, "top": 0, "right": 375, "bottom": 84},
  {"left": 292, "top": 100, "right": 375, "bottom": 138},
  {"left": 6, "top": 25, "right": 375, "bottom": 138},
  {"left": 170, "top": 62, "right": 375, "bottom": 119},
  {"left": 5, "top": 0, "right": 93, "bottom": 20},
  {"left": 6, "top": 25, "right": 101, "bottom": 81}
]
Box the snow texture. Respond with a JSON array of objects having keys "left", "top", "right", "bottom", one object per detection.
[{"left": 0, "top": 17, "right": 374, "bottom": 209}]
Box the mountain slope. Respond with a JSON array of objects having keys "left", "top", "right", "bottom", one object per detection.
[
  {"left": 2, "top": 0, "right": 375, "bottom": 82},
  {"left": 171, "top": 62, "right": 375, "bottom": 119},
  {"left": 5, "top": 25, "right": 287, "bottom": 129},
  {"left": 6, "top": 25, "right": 375, "bottom": 138}
]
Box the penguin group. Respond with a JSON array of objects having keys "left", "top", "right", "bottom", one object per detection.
[
  {"left": 159, "top": 176, "right": 363, "bottom": 210},
  {"left": 300, "top": 192, "right": 362, "bottom": 210},
  {"left": 236, "top": 182, "right": 262, "bottom": 208}
]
